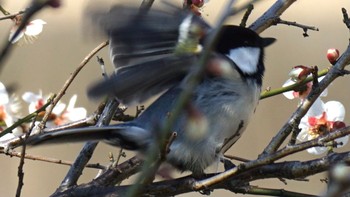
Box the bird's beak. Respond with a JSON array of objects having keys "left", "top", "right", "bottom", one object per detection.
[{"left": 262, "top": 37, "right": 276, "bottom": 47}]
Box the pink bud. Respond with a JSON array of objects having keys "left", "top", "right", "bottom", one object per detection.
[
  {"left": 330, "top": 121, "right": 346, "bottom": 130},
  {"left": 327, "top": 48, "right": 339, "bottom": 65},
  {"left": 288, "top": 65, "right": 312, "bottom": 82}
]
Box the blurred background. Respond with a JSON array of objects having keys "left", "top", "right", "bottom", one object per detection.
[{"left": 0, "top": 0, "right": 350, "bottom": 196}]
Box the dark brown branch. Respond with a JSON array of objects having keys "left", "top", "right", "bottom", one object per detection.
[
  {"left": 15, "top": 137, "right": 26, "bottom": 197},
  {"left": 311, "top": 66, "right": 319, "bottom": 89},
  {"left": 240, "top": 4, "right": 254, "bottom": 27},
  {"left": 342, "top": 8, "right": 350, "bottom": 29},
  {"left": 49, "top": 151, "right": 350, "bottom": 197},
  {"left": 16, "top": 113, "right": 37, "bottom": 197},
  {"left": 93, "top": 156, "right": 144, "bottom": 187}
]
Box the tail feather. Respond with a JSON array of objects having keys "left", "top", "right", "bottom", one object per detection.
[{"left": 23, "top": 125, "right": 152, "bottom": 151}]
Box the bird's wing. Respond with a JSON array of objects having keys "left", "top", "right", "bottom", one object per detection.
[
  {"left": 88, "top": 55, "right": 197, "bottom": 105},
  {"left": 89, "top": 4, "right": 209, "bottom": 67}
]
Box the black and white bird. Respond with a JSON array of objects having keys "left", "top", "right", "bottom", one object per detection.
[{"left": 22, "top": 4, "right": 275, "bottom": 175}]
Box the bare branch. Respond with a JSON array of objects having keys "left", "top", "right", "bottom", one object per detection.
[
  {"left": 272, "top": 17, "right": 319, "bottom": 37},
  {"left": 240, "top": 4, "right": 254, "bottom": 27},
  {"left": 16, "top": 111, "right": 38, "bottom": 197},
  {"left": 342, "top": 8, "right": 350, "bottom": 29},
  {"left": 0, "top": 149, "right": 106, "bottom": 169},
  {"left": 249, "top": 0, "right": 297, "bottom": 33}
]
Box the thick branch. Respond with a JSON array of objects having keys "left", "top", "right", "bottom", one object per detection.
[
  {"left": 51, "top": 151, "right": 350, "bottom": 197},
  {"left": 50, "top": 125, "right": 350, "bottom": 197}
]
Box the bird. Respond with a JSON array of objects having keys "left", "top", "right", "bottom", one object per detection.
[{"left": 20, "top": 4, "right": 275, "bottom": 176}]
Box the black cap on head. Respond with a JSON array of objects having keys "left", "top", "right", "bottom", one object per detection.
[{"left": 214, "top": 25, "right": 275, "bottom": 54}]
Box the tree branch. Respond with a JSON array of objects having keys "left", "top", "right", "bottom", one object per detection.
[
  {"left": 54, "top": 98, "right": 119, "bottom": 192},
  {"left": 0, "top": 149, "right": 106, "bottom": 169},
  {"left": 272, "top": 17, "right": 319, "bottom": 37},
  {"left": 249, "top": 0, "right": 297, "bottom": 33}
]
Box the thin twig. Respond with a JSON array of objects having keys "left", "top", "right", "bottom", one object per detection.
[
  {"left": 15, "top": 112, "right": 37, "bottom": 197},
  {"left": 311, "top": 66, "right": 319, "bottom": 89},
  {"left": 0, "top": 10, "right": 25, "bottom": 20},
  {"left": 260, "top": 68, "right": 328, "bottom": 100},
  {"left": 1, "top": 149, "right": 106, "bottom": 169},
  {"left": 93, "top": 156, "right": 144, "bottom": 187},
  {"left": 0, "top": 5, "right": 11, "bottom": 15},
  {"left": 342, "top": 8, "right": 350, "bottom": 29},
  {"left": 1, "top": 95, "right": 54, "bottom": 139},
  {"left": 38, "top": 40, "right": 109, "bottom": 131},
  {"left": 115, "top": 148, "right": 125, "bottom": 166},
  {"left": 240, "top": 4, "right": 254, "bottom": 27},
  {"left": 224, "top": 154, "right": 250, "bottom": 162},
  {"left": 97, "top": 56, "right": 108, "bottom": 80},
  {"left": 249, "top": 0, "right": 297, "bottom": 34},
  {"left": 272, "top": 17, "right": 319, "bottom": 37},
  {"left": 15, "top": 137, "right": 26, "bottom": 197}
]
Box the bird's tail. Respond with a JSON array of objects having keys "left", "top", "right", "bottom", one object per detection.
[{"left": 18, "top": 125, "right": 152, "bottom": 150}]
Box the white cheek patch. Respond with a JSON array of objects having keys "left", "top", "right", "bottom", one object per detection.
[
  {"left": 178, "top": 15, "right": 193, "bottom": 43},
  {"left": 227, "top": 47, "right": 261, "bottom": 74}
]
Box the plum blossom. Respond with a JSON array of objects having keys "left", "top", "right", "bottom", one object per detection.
[
  {"left": 0, "top": 82, "right": 21, "bottom": 130},
  {"left": 297, "top": 100, "right": 348, "bottom": 155},
  {"left": 282, "top": 66, "right": 327, "bottom": 100},
  {"left": 53, "top": 95, "right": 87, "bottom": 125},
  {"left": 0, "top": 82, "right": 23, "bottom": 146},
  {"left": 22, "top": 91, "right": 87, "bottom": 127},
  {"left": 9, "top": 16, "right": 46, "bottom": 44}
]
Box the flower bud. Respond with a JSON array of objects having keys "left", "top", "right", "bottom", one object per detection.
[
  {"left": 192, "top": 0, "right": 205, "bottom": 8},
  {"left": 327, "top": 48, "right": 339, "bottom": 65},
  {"left": 288, "top": 65, "right": 312, "bottom": 82}
]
